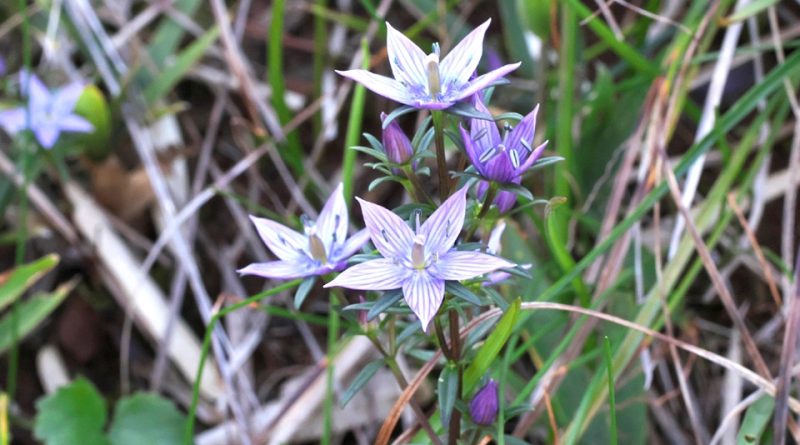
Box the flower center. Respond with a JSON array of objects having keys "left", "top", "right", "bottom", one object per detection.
[
  {"left": 424, "top": 53, "right": 441, "bottom": 98},
  {"left": 411, "top": 234, "right": 427, "bottom": 270}
]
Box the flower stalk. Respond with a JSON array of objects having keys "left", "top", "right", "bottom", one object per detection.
[{"left": 431, "top": 110, "right": 449, "bottom": 200}]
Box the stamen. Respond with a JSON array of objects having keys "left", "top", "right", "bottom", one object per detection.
[
  {"left": 381, "top": 229, "right": 390, "bottom": 242},
  {"left": 424, "top": 53, "right": 441, "bottom": 98},
  {"left": 478, "top": 146, "right": 498, "bottom": 164},
  {"left": 509, "top": 149, "right": 520, "bottom": 169},
  {"left": 411, "top": 234, "right": 427, "bottom": 269},
  {"left": 308, "top": 233, "right": 328, "bottom": 263},
  {"left": 519, "top": 139, "right": 533, "bottom": 154}
]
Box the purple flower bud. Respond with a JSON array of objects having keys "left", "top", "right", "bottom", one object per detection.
[
  {"left": 470, "top": 379, "right": 499, "bottom": 426},
  {"left": 380, "top": 112, "right": 414, "bottom": 165}
]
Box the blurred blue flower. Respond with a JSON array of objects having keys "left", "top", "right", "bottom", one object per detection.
[
  {"left": 336, "top": 20, "right": 520, "bottom": 110},
  {"left": 0, "top": 73, "right": 93, "bottom": 149},
  {"left": 239, "top": 183, "right": 370, "bottom": 280},
  {"left": 470, "top": 379, "right": 499, "bottom": 426},
  {"left": 325, "top": 187, "right": 514, "bottom": 331}
]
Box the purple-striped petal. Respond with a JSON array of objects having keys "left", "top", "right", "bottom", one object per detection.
[
  {"left": 334, "top": 228, "right": 371, "bottom": 262},
  {"left": 249, "top": 215, "right": 308, "bottom": 261},
  {"left": 0, "top": 108, "right": 27, "bottom": 134},
  {"left": 469, "top": 94, "right": 501, "bottom": 148},
  {"left": 461, "top": 124, "right": 487, "bottom": 177},
  {"left": 429, "top": 250, "right": 515, "bottom": 281},
  {"left": 316, "top": 183, "right": 348, "bottom": 253},
  {"left": 402, "top": 271, "right": 445, "bottom": 332},
  {"left": 513, "top": 140, "right": 548, "bottom": 179},
  {"left": 238, "top": 259, "right": 316, "bottom": 280},
  {"left": 335, "top": 69, "right": 415, "bottom": 106},
  {"left": 439, "top": 20, "right": 490, "bottom": 93},
  {"left": 505, "top": 104, "right": 539, "bottom": 155},
  {"left": 356, "top": 197, "right": 414, "bottom": 261},
  {"left": 34, "top": 126, "right": 60, "bottom": 149},
  {"left": 385, "top": 22, "right": 428, "bottom": 90},
  {"left": 419, "top": 186, "right": 467, "bottom": 256},
  {"left": 454, "top": 62, "right": 521, "bottom": 102},
  {"left": 59, "top": 115, "right": 94, "bottom": 133},
  {"left": 324, "top": 258, "right": 412, "bottom": 290}
]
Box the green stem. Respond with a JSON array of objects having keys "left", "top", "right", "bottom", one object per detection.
[
  {"left": 8, "top": 0, "right": 33, "bottom": 399},
  {"left": 322, "top": 297, "right": 339, "bottom": 445},
  {"left": 365, "top": 331, "right": 443, "bottom": 445},
  {"left": 447, "top": 309, "right": 462, "bottom": 445},
  {"left": 183, "top": 279, "right": 303, "bottom": 445},
  {"left": 431, "top": 110, "right": 449, "bottom": 200},
  {"left": 402, "top": 165, "right": 434, "bottom": 204},
  {"left": 464, "top": 182, "right": 498, "bottom": 242}
]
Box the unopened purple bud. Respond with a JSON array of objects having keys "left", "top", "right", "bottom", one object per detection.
[
  {"left": 469, "top": 379, "right": 499, "bottom": 426},
  {"left": 380, "top": 112, "right": 414, "bottom": 165}
]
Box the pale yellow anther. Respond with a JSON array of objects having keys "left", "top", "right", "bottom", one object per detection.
[
  {"left": 306, "top": 226, "right": 328, "bottom": 264},
  {"left": 424, "top": 53, "right": 441, "bottom": 98},
  {"left": 411, "top": 234, "right": 427, "bottom": 269}
]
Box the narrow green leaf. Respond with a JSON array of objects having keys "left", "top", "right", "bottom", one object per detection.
[
  {"left": 437, "top": 362, "right": 459, "bottom": 426},
  {"left": 268, "top": 0, "right": 304, "bottom": 176},
  {"left": 0, "top": 281, "right": 73, "bottom": 355},
  {"left": 340, "top": 359, "right": 383, "bottom": 407},
  {"left": 294, "top": 277, "right": 317, "bottom": 309},
  {"left": 736, "top": 395, "right": 774, "bottom": 444},
  {"left": 143, "top": 27, "right": 219, "bottom": 105},
  {"left": 381, "top": 105, "right": 416, "bottom": 129},
  {"left": 0, "top": 254, "right": 58, "bottom": 312},
  {"left": 463, "top": 298, "right": 521, "bottom": 393},
  {"left": 445, "top": 282, "right": 482, "bottom": 306},
  {"left": 367, "top": 289, "right": 403, "bottom": 321},
  {"left": 723, "top": 0, "right": 780, "bottom": 24},
  {"left": 342, "top": 38, "right": 370, "bottom": 203},
  {"left": 108, "top": 393, "right": 185, "bottom": 445},
  {"left": 604, "top": 336, "right": 618, "bottom": 445},
  {"left": 34, "top": 377, "right": 109, "bottom": 445}
]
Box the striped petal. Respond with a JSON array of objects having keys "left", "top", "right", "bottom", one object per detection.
[
  {"left": 419, "top": 186, "right": 467, "bottom": 256},
  {"left": 430, "top": 250, "right": 515, "bottom": 281},
  {"left": 469, "top": 94, "right": 501, "bottom": 148},
  {"left": 317, "top": 183, "right": 348, "bottom": 253},
  {"left": 453, "top": 62, "right": 521, "bottom": 102},
  {"left": 333, "top": 228, "right": 371, "bottom": 262},
  {"left": 439, "top": 20, "right": 490, "bottom": 92},
  {"left": 386, "top": 22, "right": 428, "bottom": 90},
  {"left": 513, "top": 140, "right": 548, "bottom": 179},
  {"left": 335, "top": 69, "right": 415, "bottom": 106},
  {"left": 402, "top": 271, "right": 445, "bottom": 332},
  {"left": 356, "top": 197, "right": 414, "bottom": 261},
  {"left": 238, "top": 259, "right": 317, "bottom": 280},
  {"left": 324, "top": 258, "right": 411, "bottom": 290},
  {"left": 505, "top": 104, "right": 539, "bottom": 156},
  {"left": 249, "top": 215, "right": 308, "bottom": 261}
]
